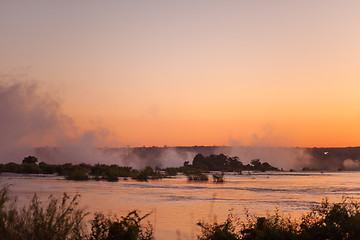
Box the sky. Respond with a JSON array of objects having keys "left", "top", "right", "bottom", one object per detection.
[{"left": 1, "top": 1, "right": 360, "bottom": 148}]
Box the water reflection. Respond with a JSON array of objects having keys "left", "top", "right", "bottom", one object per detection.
[{"left": 1, "top": 171, "right": 360, "bottom": 239}]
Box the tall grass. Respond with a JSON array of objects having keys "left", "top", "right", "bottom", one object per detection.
[
  {"left": 0, "top": 186, "right": 88, "bottom": 240},
  {"left": 0, "top": 186, "right": 153, "bottom": 240}
]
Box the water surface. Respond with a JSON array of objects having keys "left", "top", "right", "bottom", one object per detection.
[{"left": 1, "top": 171, "right": 360, "bottom": 239}]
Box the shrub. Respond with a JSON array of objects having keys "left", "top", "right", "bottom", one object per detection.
[
  {"left": 90, "top": 210, "right": 153, "bottom": 240},
  {"left": 299, "top": 197, "right": 360, "bottom": 240},
  {"left": 0, "top": 186, "right": 88, "bottom": 240},
  {"left": 197, "top": 198, "right": 360, "bottom": 240},
  {"left": 133, "top": 167, "right": 163, "bottom": 181},
  {"left": 164, "top": 167, "right": 178, "bottom": 176},
  {"left": 198, "top": 213, "right": 240, "bottom": 240},
  {"left": 187, "top": 171, "right": 208, "bottom": 182},
  {"left": 22, "top": 156, "right": 38, "bottom": 164},
  {"left": 212, "top": 172, "right": 225, "bottom": 183},
  {"left": 64, "top": 165, "right": 89, "bottom": 181}
]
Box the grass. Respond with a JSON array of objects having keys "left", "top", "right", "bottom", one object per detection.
[
  {"left": 0, "top": 185, "right": 88, "bottom": 240},
  {"left": 0, "top": 185, "right": 153, "bottom": 240}
]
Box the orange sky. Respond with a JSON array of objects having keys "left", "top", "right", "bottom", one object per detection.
[{"left": 1, "top": 1, "right": 360, "bottom": 147}]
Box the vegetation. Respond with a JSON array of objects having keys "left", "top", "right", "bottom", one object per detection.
[
  {"left": 0, "top": 186, "right": 153, "bottom": 240},
  {"left": 186, "top": 170, "right": 209, "bottom": 182},
  {"left": 22, "top": 155, "right": 38, "bottom": 164},
  {"left": 90, "top": 211, "right": 153, "bottom": 240},
  {"left": 198, "top": 197, "right": 360, "bottom": 240},
  {"left": 0, "top": 153, "right": 279, "bottom": 184},
  {"left": 212, "top": 172, "right": 225, "bottom": 183},
  {"left": 188, "top": 154, "right": 279, "bottom": 172},
  {"left": 0, "top": 186, "right": 88, "bottom": 240},
  {"left": 0, "top": 162, "right": 162, "bottom": 182},
  {"left": 1, "top": 185, "right": 360, "bottom": 239},
  {"left": 64, "top": 165, "right": 89, "bottom": 181},
  {"left": 132, "top": 167, "right": 164, "bottom": 182}
]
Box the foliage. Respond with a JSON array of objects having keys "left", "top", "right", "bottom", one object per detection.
[
  {"left": 198, "top": 213, "right": 240, "bottom": 240},
  {"left": 186, "top": 170, "right": 209, "bottom": 182},
  {"left": 64, "top": 165, "right": 89, "bottom": 181},
  {"left": 212, "top": 172, "right": 225, "bottom": 183},
  {"left": 164, "top": 167, "right": 178, "bottom": 176},
  {"left": 132, "top": 167, "right": 164, "bottom": 182},
  {"left": 22, "top": 156, "right": 38, "bottom": 164},
  {"left": 197, "top": 198, "right": 360, "bottom": 240},
  {"left": 90, "top": 211, "right": 153, "bottom": 240},
  {"left": 190, "top": 154, "right": 279, "bottom": 172},
  {"left": 0, "top": 186, "right": 88, "bottom": 240},
  {"left": 240, "top": 210, "right": 298, "bottom": 240},
  {"left": 299, "top": 197, "right": 360, "bottom": 240}
]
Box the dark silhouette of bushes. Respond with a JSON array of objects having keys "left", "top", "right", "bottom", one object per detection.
[
  {"left": 164, "top": 167, "right": 178, "bottom": 176},
  {"left": 197, "top": 197, "right": 360, "bottom": 240},
  {"left": 189, "top": 154, "right": 279, "bottom": 172},
  {"left": 0, "top": 186, "right": 153, "bottom": 240},
  {"left": 0, "top": 186, "right": 88, "bottom": 240},
  {"left": 64, "top": 165, "right": 89, "bottom": 181},
  {"left": 186, "top": 169, "right": 209, "bottom": 182},
  {"left": 90, "top": 164, "right": 137, "bottom": 182},
  {"left": 90, "top": 211, "right": 153, "bottom": 240},
  {"left": 22, "top": 155, "right": 38, "bottom": 164},
  {"left": 132, "top": 167, "right": 164, "bottom": 181},
  {"left": 212, "top": 172, "right": 225, "bottom": 183},
  {"left": 1, "top": 185, "right": 360, "bottom": 240}
]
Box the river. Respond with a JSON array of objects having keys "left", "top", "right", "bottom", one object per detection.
[{"left": 1, "top": 171, "right": 360, "bottom": 239}]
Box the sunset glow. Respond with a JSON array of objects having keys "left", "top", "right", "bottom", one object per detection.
[{"left": 1, "top": 1, "right": 360, "bottom": 148}]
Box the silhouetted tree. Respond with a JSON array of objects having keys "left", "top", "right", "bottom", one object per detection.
[{"left": 22, "top": 156, "right": 38, "bottom": 164}]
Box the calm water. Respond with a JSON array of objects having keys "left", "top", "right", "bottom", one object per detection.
[{"left": 1, "top": 171, "right": 360, "bottom": 239}]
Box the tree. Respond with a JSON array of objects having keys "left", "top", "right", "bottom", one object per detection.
[
  {"left": 22, "top": 156, "right": 38, "bottom": 164},
  {"left": 250, "top": 159, "right": 261, "bottom": 168}
]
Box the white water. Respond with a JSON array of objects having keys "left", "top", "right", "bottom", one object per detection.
[{"left": 1, "top": 171, "right": 360, "bottom": 239}]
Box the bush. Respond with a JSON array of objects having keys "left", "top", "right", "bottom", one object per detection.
[
  {"left": 22, "top": 156, "right": 38, "bottom": 164},
  {"left": 64, "top": 165, "right": 89, "bottom": 181},
  {"left": 212, "top": 172, "right": 225, "bottom": 183},
  {"left": 90, "top": 211, "right": 153, "bottom": 240},
  {"left": 164, "top": 167, "right": 178, "bottom": 176},
  {"left": 197, "top": 198, "right": 360, "bottom": 240},
  {"left": 198, "top": 213, "right": 240, "bottom": 240},
  {"left": 299, "top": 197, "right": 360, "bottom": 240},
  {"left": 0, "top": 186, "right": 155, "bottom": 240},
  {"left": 187, "top": 172, "right": 209, "bottom": 182},
  {"left": 133, "top": 167, "right": 163, "bottom": 181},
  {"left": 0, "top": 186, "right": 88, "bottom": 240}
]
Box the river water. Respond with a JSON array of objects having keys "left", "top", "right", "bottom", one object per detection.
[{"left": 1, "top": 171, "right": 360, "bottom": 239}]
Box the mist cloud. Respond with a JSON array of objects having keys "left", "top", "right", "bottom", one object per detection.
[{"left": 0, "top": 74, "right": 119, "bottom": 164}]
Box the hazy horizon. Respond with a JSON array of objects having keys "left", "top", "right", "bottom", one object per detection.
[{"left": 1, "top": 1, "right": 360, "bottom": 157}]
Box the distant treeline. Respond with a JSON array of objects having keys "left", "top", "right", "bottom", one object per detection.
[{"left": 0, "top": 154, "right": 279, "bottom": 182}]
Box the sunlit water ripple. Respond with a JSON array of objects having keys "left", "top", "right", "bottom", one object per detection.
[{"left": 1, "top": 171, "right": 360, "bottom": 240}]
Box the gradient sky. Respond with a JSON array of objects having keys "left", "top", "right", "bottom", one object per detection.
[{"left": 1, "top": 1, "right": 360, "bottom": 147}]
